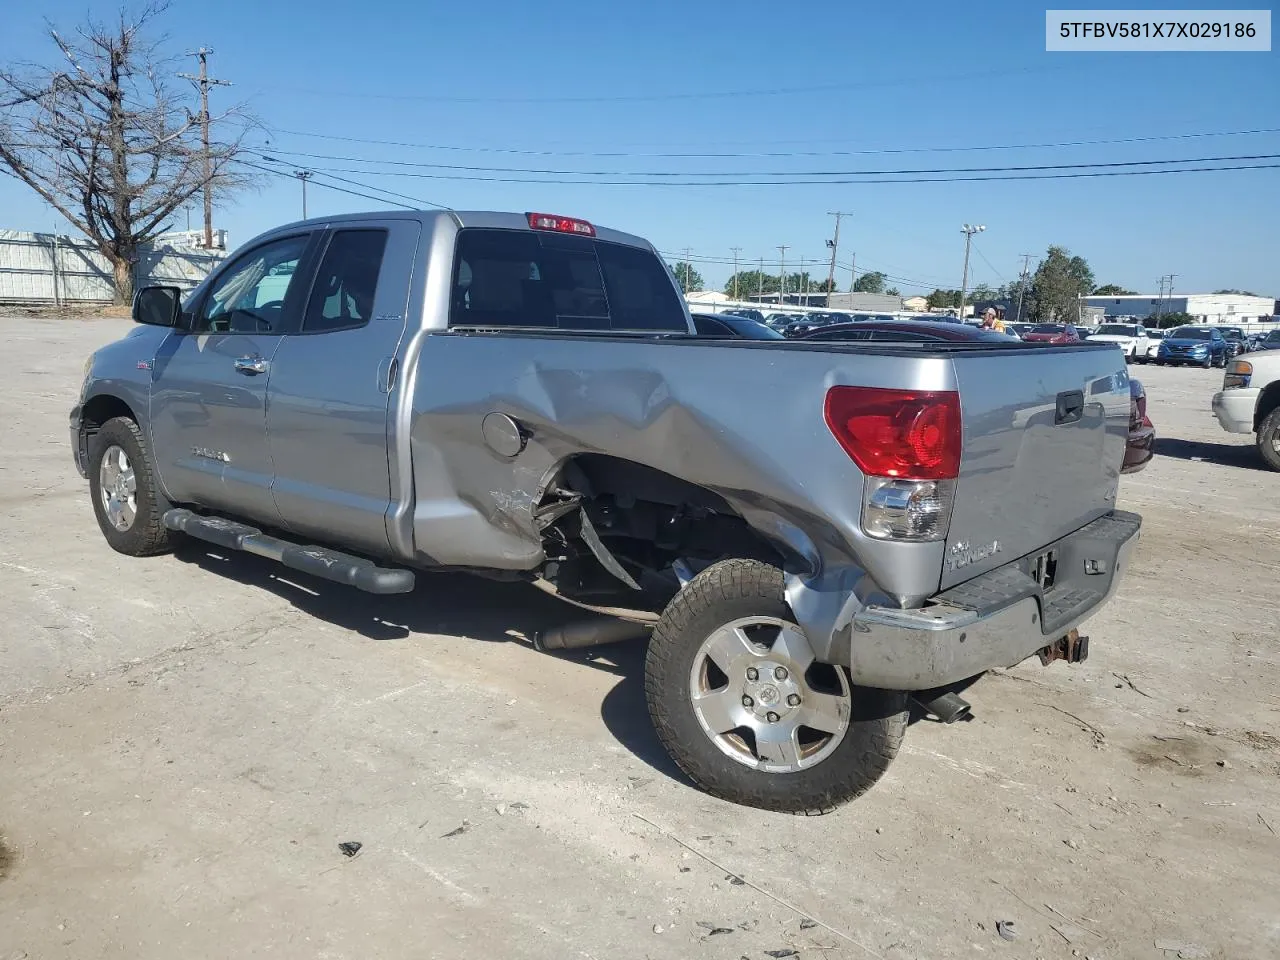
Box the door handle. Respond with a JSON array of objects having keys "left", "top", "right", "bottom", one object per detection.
[{"left": 234, "top": 356, "right": 268, "bottom": 376}]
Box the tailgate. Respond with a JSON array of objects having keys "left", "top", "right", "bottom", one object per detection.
[{"left": 940, "top": 345, "right": 1129, "bottom": 589}]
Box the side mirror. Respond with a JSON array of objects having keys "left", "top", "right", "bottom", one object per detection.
[{"left": 132, "top": 285, "right": 182, "bottom": 327}]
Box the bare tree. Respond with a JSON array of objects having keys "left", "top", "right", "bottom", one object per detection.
[{"left": 0, "top": 3, "right": 255, "bottom": 303}]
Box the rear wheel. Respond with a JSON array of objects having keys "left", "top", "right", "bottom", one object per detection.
[
  {"left": 645, "top": 559, "right": 907, "bottom": 814},
  {"left": 1258, "top": 408, "right": 1280, "bottom": 472}
]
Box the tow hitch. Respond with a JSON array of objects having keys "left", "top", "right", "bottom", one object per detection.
[{"left": 1038, "top": 628, "right": 1089, "bottom": 666}]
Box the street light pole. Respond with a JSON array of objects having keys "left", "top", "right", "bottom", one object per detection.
[
  {"left": 959, "top": 223, "right": 985, "bottom": 320},
  {"left": 777, "top": 245, "right": 789, "bottom": 305},
  {"left": 295, "top": 170, "right": 313, "bottom": 219},
  {"left": 730, "top": 246, "right": 742, "bottom": 301}
]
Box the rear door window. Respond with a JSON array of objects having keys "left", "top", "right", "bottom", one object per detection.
[
  {"left": 450, "top": 229, "right": 687, "bottom": 332},
  {"left": 302, "top": 229, "right": 389, "bottom": 334}
]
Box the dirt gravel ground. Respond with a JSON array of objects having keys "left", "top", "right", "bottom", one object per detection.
[{"left": 1, "top": 314, "right": 1278, "bottom": 960}]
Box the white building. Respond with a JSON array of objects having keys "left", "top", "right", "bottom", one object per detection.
[{"left": 1083, "top": 292, "right": 1274, "bottom": 325}]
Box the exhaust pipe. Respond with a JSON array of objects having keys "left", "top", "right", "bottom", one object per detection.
[
  {"left": 913, "top": 690, "right": 972, "bottom": 724},
  {"left": 534, "top": 617, "right": 652, "bottom": 652}
]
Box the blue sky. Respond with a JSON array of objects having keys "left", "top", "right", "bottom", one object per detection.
[{"left": 2, "top": 0, "right": 1277, "bottom": 296}]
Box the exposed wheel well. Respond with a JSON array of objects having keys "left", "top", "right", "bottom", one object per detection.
[
  {"left": 1255, "top": 382, "right": 1280, "bottom": 432},
  {"left": 81, "top": 394, "right": 137, "bottom": 447},
  {"left": 535, "top": 454, "right": 789, "bottom": 612}
]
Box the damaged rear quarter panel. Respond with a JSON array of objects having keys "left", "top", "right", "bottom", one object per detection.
[{"left": 406, "top": 332, "right": 954, "bottom": 660}]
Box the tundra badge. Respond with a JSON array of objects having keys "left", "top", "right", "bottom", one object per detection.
[{"left": 947, "top": 539, "right": 1001, "bottom": 571}]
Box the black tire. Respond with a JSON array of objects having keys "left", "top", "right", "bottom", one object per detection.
[
  {"left": 1201, "top": 356, "right": 1212, "bottom": 369},
  {"left": 645, "top": 558, "right": 907, "bottom": 815},
  {"left": 1258, "top": 407, "right": 1280, "bottom": 472},
  {"left": 87, "top": 416, "right": 174, "bottom": 557}
]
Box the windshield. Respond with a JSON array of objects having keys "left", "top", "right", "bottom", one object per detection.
[
  {"left": 1031, "top": 324, "right": 1063, "bottom": 333},
  {"left": 720, "top": 316, "right": 785, "bottom": 339},
  {"left": 1170, "top": 327, "right": 1212, "bottom": 340},
  {"left": 1096, "top": 324, "right": 1138, "bottom": 335},
  {"left": 1221, "top": 328, "right": 1244, "bottom": 338},
  {"left": 1265, "top": 330, "right": 1280, "bottom": 343}
]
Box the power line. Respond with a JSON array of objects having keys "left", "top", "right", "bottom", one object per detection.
[
  {"left": 251, "top": 148, "right": 1280, "bottom": 179},
  {"left": 262, "top": 125, "right": 1280, "bottom": 160},
  {"left": 254, "top": 62, "right": 1076, "bottom": 106},
  {"left": 256, "top": 158, "right": 1280, "bottom": 187},
  {"left": 253, "top": 155, "right": 450, "bottom": 209},
  {"left": 972, "top": 244, "right": 1007, "bottom": 283},
  {"left": 234, "top": 159, "right": 434, "bottom": 210}
]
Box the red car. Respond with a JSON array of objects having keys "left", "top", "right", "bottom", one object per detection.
[
  {"left": 1021, "top": 323, "right": 1083, "bottom": 344},
  {"left": 799, "top": 320, "right": 1155, "bottom": 475}
]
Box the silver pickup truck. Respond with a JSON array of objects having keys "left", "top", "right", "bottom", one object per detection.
[{"left": 72, "top": 210, "right": 1141, "bottom": 813}]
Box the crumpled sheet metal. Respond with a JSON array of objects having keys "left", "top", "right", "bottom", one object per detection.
[{"left": 406, "top": 336, "right": 955, "bottom": 662}]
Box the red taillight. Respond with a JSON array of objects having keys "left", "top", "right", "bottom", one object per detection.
[
  {"left": 824, "top": 386, "right": 962, "bottom": 480},
  {"left": 526, "top": 212, "right": 596, "bottom": 236}
]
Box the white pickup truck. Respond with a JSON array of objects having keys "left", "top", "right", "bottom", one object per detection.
[{"left": 1212, "top": 347, "right": 1280, "bottom": 471}]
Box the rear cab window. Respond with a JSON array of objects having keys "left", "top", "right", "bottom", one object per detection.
[{"left": 450, "top": 228, "right": 688, "bottom": 333}]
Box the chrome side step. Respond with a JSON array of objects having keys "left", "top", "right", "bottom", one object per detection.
[{"left": 163, "top": 508, "right": 415, "bottom": 595}]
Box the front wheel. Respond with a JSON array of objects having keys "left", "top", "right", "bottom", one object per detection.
[
  {"left": 1258, "top": 408, "right": 1280, "bottom": 472},
  {"left": 645, "top": 559, "right": 907, "bottom": 814},
  {"left": 87, "top": 416, "right": 174, "bottom": 556}
]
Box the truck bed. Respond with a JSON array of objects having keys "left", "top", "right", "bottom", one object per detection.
[{"left": 401, "top": 329, "right": 1129, "bottom": 659}]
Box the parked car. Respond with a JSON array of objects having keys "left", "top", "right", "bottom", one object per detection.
[
  {"left": 780, "top": 313, "right": 840, "bottom": 337},
  {"left": 1005, "top": 322, "right": 1033, "bottom": 339},
  {"left": 1087, "top": 322, "right": 1151, "bottom": 363},
  {"left": 690, "top": 312, "right": 785, "bottom": 339},
  {"left": 73, "top": 208, "right": 1141, "bottom": 814},
  {"left": 1219, "top": 327, "right": 1248, "bottom": 360},
  {"left": 721, "top": 308, "right": 766, "bottom": 324},
  {"left": 798, "top": 322, "right": 1155, "bottom": 474},
  {"left": 1124, "top": 378, "right": 1156, "bottom": 474},
  {"left": 1212, "top": 352, "right": 1280, "bottom": 471},
  {"left": 1142, "top": 328, "right": 1165, "bottom": 361},
  {"left": 1246, "top": 330, "right": 1278, "bottom": 352},
  {"left": 798, "top": 319, "right": 1017, "bottom": 343},
  {"left": 1022, "top": 323, "right": 1083, "bottom": 344},
  {"left": 764, "top": 312, "right": 798, "bottom": 329},
  {"left": 1155, "top": 325, "right": 1228, "bottom": 367}
]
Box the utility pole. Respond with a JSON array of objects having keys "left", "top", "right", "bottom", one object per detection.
[
  {"left": 826, "top": 211, "right": 851, "bottom": 296},
  {"left": 849, "top": 252, "right": 856, "bottom": 292},
  {"left": 758, "top": 257, "right": 764, "bottom": 300},
  {"left": 777, "top": 245, "right": 789, "bottom": 305},
  {"left": 1154, "top": 274, "right": 1176, "bottom": 326},
  {"left": 730, "top": 246, "right": 742, "bottom": 300},
  {"left": 179, "top": 48, "right": 232, "bottom": 249},
  {"left": 1016, "top": 252, "right": 1034, "bottom": 321},
  {"left": 800, "top": 257, "right": 808, "bottom": 303},
  {"left": 959, "top": 223, "right": 986, "bottom": 319},
  {"left": 682, "top": 247, "right": 693, "bottom": 293},
  {"left": 295, "top": 170, "right": 313, "bottom": 219}
]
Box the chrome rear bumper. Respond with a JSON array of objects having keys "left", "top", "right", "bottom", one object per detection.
[{"left": 846, "top": 511, "right": 1141, "bottom": 689}]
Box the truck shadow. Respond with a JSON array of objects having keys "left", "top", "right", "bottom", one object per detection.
[
  {"left": 170, "top": 540, "right": 691, "bottom": 783},
  {"left": 172, "top": 543, "right": 957, "bottom": 787},
  {"left": 1155, "top": 436, "right": 1265, "bottom": 471}
]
